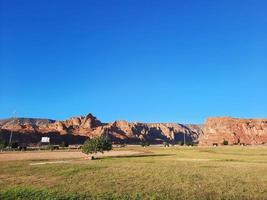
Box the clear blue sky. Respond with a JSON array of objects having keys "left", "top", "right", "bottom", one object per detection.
[{"left": 0, "top": 0, "right": 266, "bottom": 123}]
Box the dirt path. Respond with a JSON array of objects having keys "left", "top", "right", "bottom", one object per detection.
[{"left": 0, "top": 150, "right": 140, "bottom": 162}]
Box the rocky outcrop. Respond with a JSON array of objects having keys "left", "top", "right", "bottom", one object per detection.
[
  {"left": 93, "top": 121, "right": 202, "bottom": 144},
  {"left": 0, "top": 113, "right": 202, "bottom": 145},
  {"left": 2, "top": 114, "right": 266, "bottom": 146},
  {"left": 43, "top": 114, "right": 103, "bottom": 136},
  {"left": 199, "top": 117, "right": 267, "bottom": 145}
]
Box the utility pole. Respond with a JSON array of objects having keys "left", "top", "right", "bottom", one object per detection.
[
  {"left": 8, "top": 111, "right": 16, "bottom": 147},
  {"left": 183, "top": 132, "right": 186, "bottom": 146}
]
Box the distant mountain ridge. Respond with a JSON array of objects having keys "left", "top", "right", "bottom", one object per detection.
[{"left": 0, "top": 118, "right": 55, "bottom": 126}]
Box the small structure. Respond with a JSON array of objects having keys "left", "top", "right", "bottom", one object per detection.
[{"left": 41, "top": 137, "right": 50, "bottom": 145}]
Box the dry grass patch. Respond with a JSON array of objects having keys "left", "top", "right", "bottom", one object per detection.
[{"left": 0, "top": 146, "right": 267, "bottom": 199}]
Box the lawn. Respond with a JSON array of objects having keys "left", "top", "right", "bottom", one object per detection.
[{"left": 0, "top": 146, "right": 267, "bottom": 200}]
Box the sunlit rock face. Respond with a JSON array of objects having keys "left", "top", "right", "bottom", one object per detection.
[
  {"left": 199, "top": 117, "right": 267, "bottom": 145},
  {"left": 1, "top": 114, "right": 266, "bottom": 146},
  {"left": 0, "top": 113, "right": 203, "bottom": 145},
  {"left": 94, "top": 121, "right": 203, "bottom": 144}
]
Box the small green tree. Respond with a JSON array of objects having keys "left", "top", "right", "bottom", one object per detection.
[{"left": 82, "top": 136, "right": 112, "bottom": 159}]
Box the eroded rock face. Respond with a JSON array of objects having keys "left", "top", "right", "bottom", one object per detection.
[
  {"left": 1, "top": 114, "right": 266, "bottom": 146},
  {"left": 89, "top": 120, "right": 203, "bottom": 144},
  {"left": 0, "top": 114, "right": 202, "bottom": 145},
  {"left": 199, "top": 117, "right": 267, "bottom": 145},
  {"left": 46, "top": 114, "right": 104, "bottom": 136}
]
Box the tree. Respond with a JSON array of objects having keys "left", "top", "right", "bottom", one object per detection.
[{"left": 82, "top": 136, "right": 112, "bottom": 159}]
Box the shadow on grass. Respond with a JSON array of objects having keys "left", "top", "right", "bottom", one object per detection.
[{"left": 98, "top": 153, "right": 176, "bottom": 160}]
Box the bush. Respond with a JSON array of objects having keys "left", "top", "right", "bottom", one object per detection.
[
  {"left": 140, "top": 140, "right": 150, "bottom": 147},
  {"left": 10, "top": 141, "right": 19, "bottom": 149},
  {"left": 0, "top": 138, "right": 7, "bottom": 150},
  {"left": 0, "top": 142, "right": 5, "bottom": 150},
  {"left": 46, "top": 144, "right": 56, "bottom": 151},
  {"left": 186, "top": 141, "right": 194, "bottom": 146},
  {"left": 18, "top": 146, "right": 27, "bottom": 151},
  {"left": 120, "top": 143, "right": 127, "bottom": 147},
  {"left": 163, "top": 141, "right": 169, "bottom": 147},
  {"left": 82, "top": 136, "right": 112, "bottom": 155},
  {"left": 223, "top": 140, "right": 229, "bottom": 145},
  {"left": 60, "top": 141, "right": 69, "bottom": 148}
]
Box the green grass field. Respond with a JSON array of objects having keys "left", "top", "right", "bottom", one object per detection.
[{"left": 0, "top": 146, "right": 267, "bottom": 200}]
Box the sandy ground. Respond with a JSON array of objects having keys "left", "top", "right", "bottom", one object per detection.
[{"left": 0, "top": 150, "right": 140, "bottom": 162}]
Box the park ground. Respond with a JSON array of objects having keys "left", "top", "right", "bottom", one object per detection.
[{"left": 0, "top": 146, "right": 267, "bottom": 200}]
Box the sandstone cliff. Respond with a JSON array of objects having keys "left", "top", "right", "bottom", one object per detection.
[
  {"left": 2, "top": 114, "right": 266, "bottom": 146},
  {"left": 0, "top": 113, "right": 202, "bottom": 145},
  {"left": 199, "top": 117, "right": 267, "bottom": 145}
]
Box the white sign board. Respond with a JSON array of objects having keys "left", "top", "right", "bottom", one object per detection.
[{"left": 41, "top": 137, "right": 50, "bottom": 143}]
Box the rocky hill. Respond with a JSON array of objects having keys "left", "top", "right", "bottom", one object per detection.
[
  {"left": 0, "top": 113, "right": 202, "bottom": 145},
  {"left": 198, "top": 117, "right": 267, "bottom": 145},
  {"left": 1, "top": 114, "right": 266, "bottom": 146}
]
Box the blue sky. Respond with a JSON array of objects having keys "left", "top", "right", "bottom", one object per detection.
[{"left": 0, "top": 0, "right": 266, "bottom": 123}]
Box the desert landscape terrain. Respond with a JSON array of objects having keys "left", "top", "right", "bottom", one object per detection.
[
  {"left": 1, "top": 0, "right": 266, "bottom": 199},
  {"left": 1, "top": 114, "right": 267, "bottom": 199}
]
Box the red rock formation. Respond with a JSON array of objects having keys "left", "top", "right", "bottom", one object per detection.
[
  {"left": 89, "top": 121, "right": 202, "bottom": 144},
  {"left": 1, "top": 114, "right": 266, "bottom": 146},
  {"left": 53, "top": 114, "right": 102, "bottom": 136},
  {"left": 0, "top": 114, "right": 202, "bottom": 145},
  {"left": 199, "top": 117, "right": 267, "bottom": 145}
]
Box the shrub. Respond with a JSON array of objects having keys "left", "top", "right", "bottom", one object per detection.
[
  {"left": 186, "top": 141, "right": 194, "bottom": 146},
  {"left": 237, "top": 138, "right": 240, "bottom": 144},
  {"left": 10, "top": 141, "right": 19, "bottom": 149},
  {"left": 82, "top": 136, "right": 112, "bottom": 155},
  {"left": 0, "top": 141, "right": 5, "bottom": 150},
  {"left": 46, "top": 144, "right": 55, "bottom": 150},
  {"left": 0, "top": 137, "right": 7, "bottom": 150},
  {"left": 18, "top": 146, "right": 27, "bottom": 151},
  {"left": 120, "top": 143, "right": 127, "bottom": 147},
  {"left": 140, "top": 140, "right": 150, "bottom": 147},
  {"left": 223, "top": 140, "right": 229, "bottom": 145},
  {"left": 163, "top": 141, "right": 170, "bottom": 147},
  {"left": 60, "top": 141, "right": 69, "bottom": 148}
]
